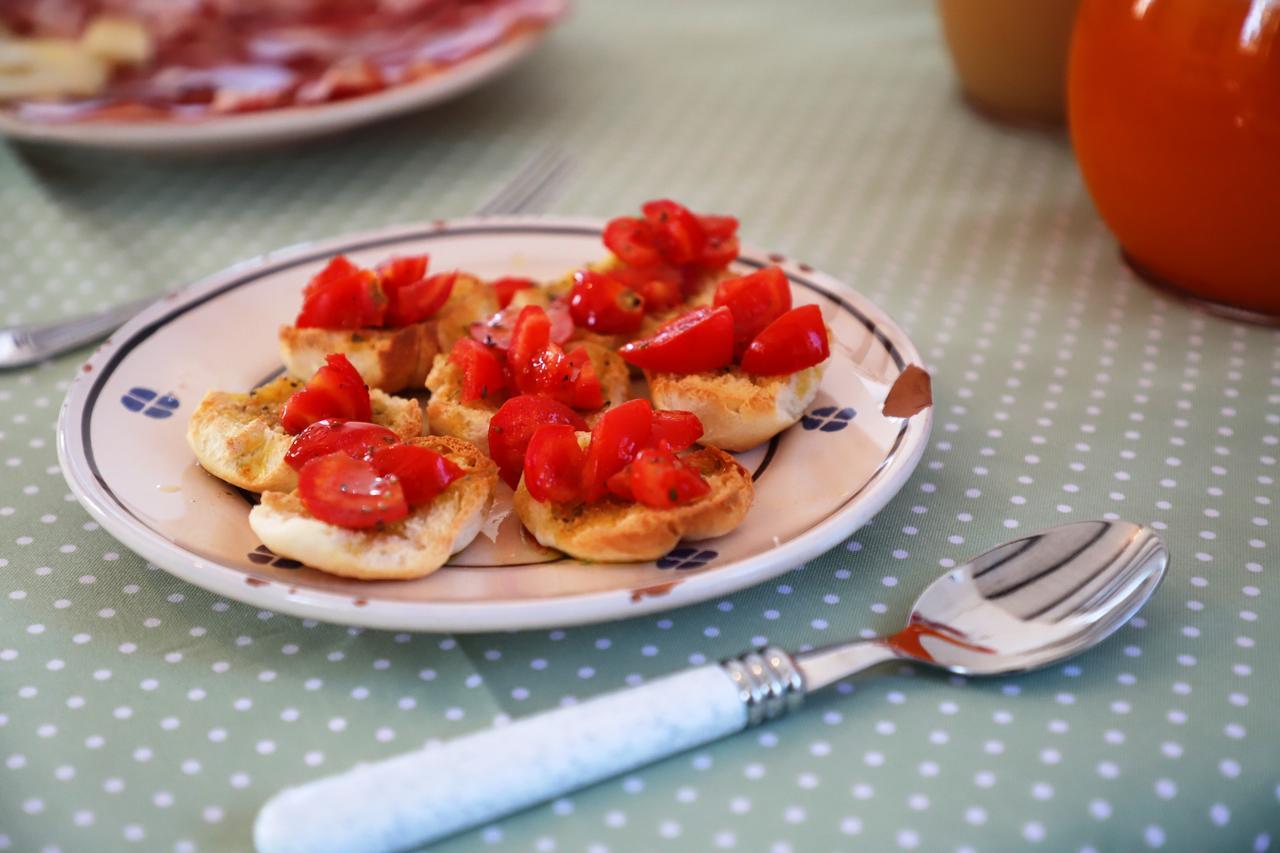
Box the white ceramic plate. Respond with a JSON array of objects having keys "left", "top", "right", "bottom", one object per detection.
[
  {"left": 0, "top": 28, "right": 552, "bottom": 153},
  {"left": 57, "top": 217, "right": 932, "bottom": 632}
]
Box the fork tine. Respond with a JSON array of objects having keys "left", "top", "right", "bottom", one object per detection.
[
  {"left": 505, "top": 154, "right": 572, "bottom": 214},
  {"left": 474, "top": 148, "right": 568, "bottom": 216}
]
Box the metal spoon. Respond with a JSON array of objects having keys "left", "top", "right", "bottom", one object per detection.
[{"left": 255, "top": 520, "right": 1168, "bottom": 853}]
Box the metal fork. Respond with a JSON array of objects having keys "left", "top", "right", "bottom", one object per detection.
[{"left": 0, "top": 148, "right": 571, "bottom": 370}]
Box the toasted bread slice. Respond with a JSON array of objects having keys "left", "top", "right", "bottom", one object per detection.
[
  {"left": 278, "top": 323, "right": 437, "bottom": 394},
  {"left": 647, "top": 360, "right": 828, "bottom": 452},
  {"left": 514, "top": 441, "right": 753, "bottom": 562},
  {"left": 248, "top": 436, "right": 498, "bottom": 581},
  {"left": 432, "top": 273, "right": 500, "bottom": 354},
  {"left": 186, "top": 377, "right": 422, "bottom": 494},
  {"left": 424, "top": 342, "right": 632, "bottom": 452}
]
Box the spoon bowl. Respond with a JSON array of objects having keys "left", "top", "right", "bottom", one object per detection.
[{"left": 795, "top": 520, "right": 1168, "bottom": 688}]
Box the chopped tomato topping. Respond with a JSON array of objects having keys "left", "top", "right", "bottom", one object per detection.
[
  {"left": 581, "top": 399, "right": 653, "bottom": 502},
  {"left": 297, "top": 452, "right": 408, "bottom": 529},
  {"left": 488, "top": 395, "right": 588, "bottom": 489},
  {"left": 376, "top": 255, "right": 429, "bottom": 289},
  {"left": 696, "top": 214, "right": 740, "bottom": 269},
  {"left": 564, "top": 346, "right": 604, "bottom": 410},
  {"left": 713, "top": 266, "right": 793, "bottom": 356},
  {"left": 626, "top": 447, "right": 711, "bottom": 509},
  {"left": 295, "top": 256, "right": 387, "bottom": 329},
  {"left": 610, "top": 264, "right": 684, "bottom": 313},
  {"left": 649, "top": 410, "right": 703, "bottom": 452},
  {"left": 523, "top": 424, "right": 587, "bottom": 504},
  {"left": 606, "top": 466, "right": 635, "bottom": 502},
  {"left": 448, "top": 338, "right": 507, "bottom": 404},
  {"left": 507, "top": 304, "right": 552, "bottom": 391},
  {"left": 740, "top": 304, "right": 830, "bottom": 376},
  {"left": 370, "top": 444, "right": 464, "bottom": 508},
  {"left": 618, "top": 306, "right": 735, "bottom": 373},
  {"left": 642, "top": 199, "right": 706, "bottom": 266},
  {"left": 469, "top": 299, "right": 573, "bottom": 351},
  {"left": 500, "top": 306, "right": 605, "bottom": 409},
  {"left": 284, "top": 420, "right": 399, "bottom": 470},
  {"left": 569, "top": 269, "right": 645, "bottom": 334},
  {"left": 279, "top": 354, "right": 372, "bottom": 435},
  {"left": 603, "top": 216, "right": 664, "bottom": 268},
  {"left": 698, "top": 215, "right": 739, "bottom": 239},
  {"left": 492, "top": 277, "right": 536, "bottom": 309},
  {"left": 384, "top": 271, "right": 456, "bottom": 327}
]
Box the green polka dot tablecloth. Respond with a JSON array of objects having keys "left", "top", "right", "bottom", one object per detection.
[{"left": 2, "top": 2, "right": 1278, "bottom": 851}]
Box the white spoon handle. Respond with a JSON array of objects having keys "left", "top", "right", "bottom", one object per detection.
[{"left": 255, "top": 665, "right": 748, "bottom": 853}]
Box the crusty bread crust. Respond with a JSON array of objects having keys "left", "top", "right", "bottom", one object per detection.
[
  {"left": 513, "top": 443, "right": 753, "bottom": 562},
  {"left": 186, "top": 377, "right": 422, "bottom": 494},
  {"left": 423, "top": 342, "right": 633, "bottom": 452},
  {"left": 647, "top": 360, "right": 827, "bottom": 452},
  {"left": 432, "top": 273, "right": 499, "bottom": 354},
  {"left": 247, "top": 436, "right": 498, "bottom": 580},
  {"left": 278, "top": 323, "right": 438, "bottom": 394},
  {"left": 423, "top": 356, "right": 493, "bottom": 451}
]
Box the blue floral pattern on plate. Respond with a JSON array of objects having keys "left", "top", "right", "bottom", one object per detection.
[
  {"left": 121, "top": 387, "right": 180, "bottom": 419},
  {"left": 801, "top": 405, "right": 855, "bottom": 432},
  {"left": 656, "top": 548, "right": 718, "bottom": 570}
]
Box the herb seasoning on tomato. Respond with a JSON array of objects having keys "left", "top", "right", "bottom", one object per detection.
[
  {"left": 619, "top": 268, "right": 828, "bottom": 378},
  {"left": 279, "top": 353, "right": 372, "bottom": 435}
]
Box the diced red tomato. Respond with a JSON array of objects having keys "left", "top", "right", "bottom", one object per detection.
[
  {"left": 618, "top": 306, "right": 735, "bottom": 373},
  {"left": 507, "top": 305, "right": 553, "bottom": 394},
  {"left": 523, "top": 424, "right": 586, "bottom": 504},
  {"left": 642, "top": 200, "right": 705, "bottom": 266},
  {"left": 370, "top": 444, "right": 464, "bottom": 508},
  {"left": 581, "top": 399, "right": 653, "bottom": 502},
  {"left": 297, "top": 452, "right": 408, "bottom": 529},
  {"left": 376, "top": 255, "right": 429, "bottom": 289},
  {"left": 564, "top": 346, "right": 604, "bottom": 410},
  {"left": 295, "top": 256, "right": 387, "bottom": 329},
  {"left": 448, "top": 338, "right": 507, "bottom": 404},
  {"left": 606, "top": 466, "right": 635, "bottom": 502},
  {"left": 492, "top": 277, "right": 536, "bottom": 309},
  {"left": 569, "top": 270, "right": 646, "bottom": 334},
  {"left": 603, "top": 216, "right": 664, "bottom": 268},
  {"left": 385, "top": 272, "right": 455, "bottom": 327},
  {"left": 501, "top": 307, "right": 605, "bottom": 409},
  {"left": 627, "top": 447, "right": 710, "bottom": 509},
  {"left": 469, "top": 299, "right": 574, "bottom": 351},
  {"left": 740, "top": 304, "right": 830, "bottom": 376},
  {"left": 284, "top": 420, "right": 399, "bottom": 470},
  {"left": 695, "top": 214, "right": 740, "bottom": 269},
  {"left": 649, "top": 410, "right": 704, "bottom": 452},
  {"left": 488, "top": 396, "right": 588, "bottom": 489},
  {"left": 713, "top": 266, "right": 793, "bottom": 356},
  {"left": 698, "top": 215, "right": 739, "bottom": 240},
  {"left": 698, "top": 234, "right": 740, "bottom": 270},
  {"left": 280, "top": 353, "right": 372, "bottom": 435},
  {"left": 610, "top": 264, "right": 685, "bottom": 313}
]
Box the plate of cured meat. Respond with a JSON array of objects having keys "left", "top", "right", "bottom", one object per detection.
[
  {"left": 0, "top": 0, "right": 566, "bottom": 152},
  {"left": 57, "top": 201, "right": 933, "bottom": 631}
]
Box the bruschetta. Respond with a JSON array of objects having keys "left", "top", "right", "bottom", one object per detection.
[{"left": 249, "top": 436, "right": 497, "bottom": 580}]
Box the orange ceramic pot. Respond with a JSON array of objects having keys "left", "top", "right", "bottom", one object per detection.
[
  {"left": 938, "top": 0, "right": 1080, "bottom": 125},
  {"left": 1068, "top": 0, "right": 1280, "bottom": 319}
]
